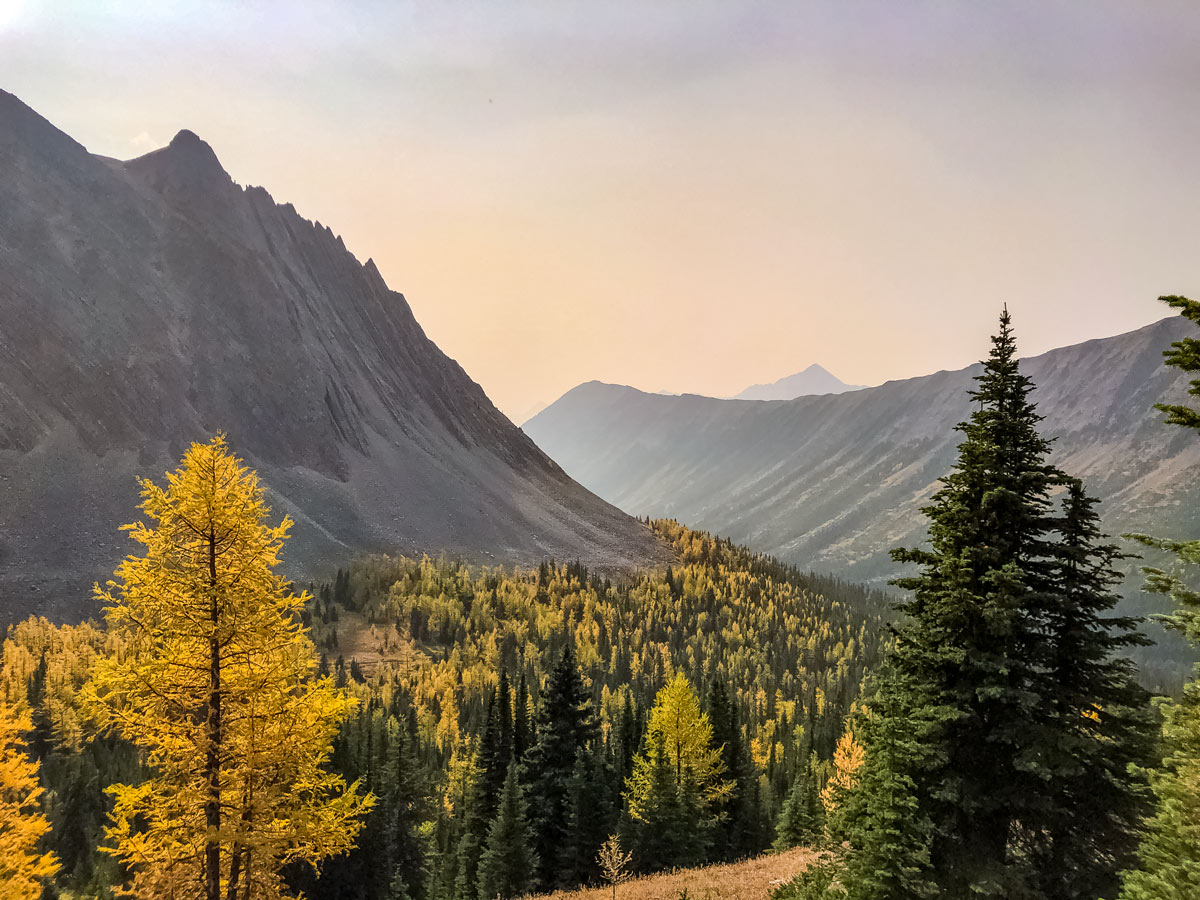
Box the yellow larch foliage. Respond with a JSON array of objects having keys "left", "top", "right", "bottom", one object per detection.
[
  {"left": 626, "top": 672, "right": 733, "bottom": 820},
  {"left": 820, "top": 724, "right": 865, "bottom": 814},
  {"left": 83, "top": 435, "right": 371, "bottom": 900},
  {"left": 0, "top": 697, "right": 60, "bottom": 899}
]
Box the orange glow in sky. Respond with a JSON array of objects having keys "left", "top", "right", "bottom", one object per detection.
[{"left": 3, "top": 2, "right": 1197, "bottom": 420}]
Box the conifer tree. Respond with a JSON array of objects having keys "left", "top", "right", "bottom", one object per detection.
[
  {"left": 85, "top": 435, "right": 370, "bottom": 900},
  {"left": 622, "top": 731, "right": 687, "bottom": 870},
  {"left": 1119, "top": 295, "right": 1200, "bottom": 900},
  {"left": 775, "top": 753, "right": 824, "bottom": 851},
  {"left": 513, "top": 669, "right": 531, "bottom": 764},
  {"left": 840, "top": 676, "right": 939, "bottom": 900},
  {"left": 820, "top": 725, "right": 865, "bottom": 818},
  {"left": 561, "top": 744, "right": 617, "bottom": 886},
  {"left": 843, "top": 311, "right": 1154, "bottom": 900},
  {"left": 707, "top": 677, "right": 754, "bottom": 859},
  {"left": 522, "top": 642, "right": 599, "bottom": 890},
  {"left": 477, "top": 767, "right": 536, "bottom": 900},
  {"left": 0, "top": 697, "right": 60, "bottom": 899},
  {"left": 1027, "top": 480, "right": 1154, "bottom": 900}
]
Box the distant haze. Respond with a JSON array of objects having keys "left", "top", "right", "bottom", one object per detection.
[
  {"left": 2, "top": 2, "right": 1198, "bottom": 419},
  {"left": 733, "top": 364, "right": 865, "bottom": 401}
]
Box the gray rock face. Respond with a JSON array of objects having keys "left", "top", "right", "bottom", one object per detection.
[
  {"left": 0, "top": 91, "right": 663, "bottom": 623},
  {"left": 525, "top": 317, "right": 1200, "bottom": 591}
]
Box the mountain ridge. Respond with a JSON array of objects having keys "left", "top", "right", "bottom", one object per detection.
[
  {"left": 0, "top": 90, "right": 664, "bottom": 624},
  {"left": 524, "top": 315, "right": 1198, "bottom": 593}
]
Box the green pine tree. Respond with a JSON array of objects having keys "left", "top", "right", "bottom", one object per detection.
[
  {"left": 478, "top": 766, "right": 537, "bottom": 900},
  {"left": 560, "top": 745, "right": 618, "bottom": 887},
  {"left": 775, "top": 753, "right": 824, "bottom": 851},
  {"left": 708, "top": 677, "right": 757, "bottom": 859},
  {"left": 844, "top": 309, "right": 1154, "bottom": 900},
  {"left": 521, "top": 642, "right": 599, "bottom": 891},
  {"left": 1025, "top": 480, "right": 1154, "bottom": 900}
]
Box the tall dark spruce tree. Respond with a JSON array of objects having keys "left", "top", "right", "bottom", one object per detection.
[
  {"left": 707, "top": 677, "right": 758, "bottom": 860},
  {"left": 842, "top": 309, "right": 1154, "bottom": 900},
  {"left": 1026, "top": 480, "right": 1154, "bottom": 900},
  {"left": 476, "top": 766, "right": 536, "bottom": 900},
  {"left": 521, "top": 641, "right": 601, "bottom": 891}
]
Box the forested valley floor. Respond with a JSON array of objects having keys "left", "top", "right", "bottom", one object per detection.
[{"left": 3, "top": 519, "right": 886, "bottom": 900}]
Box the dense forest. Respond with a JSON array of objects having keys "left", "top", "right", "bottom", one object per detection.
[
  {"left": 7, "top": 302, "right": 1200, "bottom": 900},
  {"left": 1, "top": 515, "right": 888, "bottom": 899}
]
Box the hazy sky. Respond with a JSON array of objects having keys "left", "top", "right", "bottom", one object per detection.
[{"left": 3, "top": 2, "right": 1198, "bottom": 420}]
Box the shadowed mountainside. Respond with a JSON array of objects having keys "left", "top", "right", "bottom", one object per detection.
[
  {"left": 0, "top": 90, "right": 664, "bottom": 623},
  {"left": 526, "top": 316, "right": 1200, "bottom": 594}
]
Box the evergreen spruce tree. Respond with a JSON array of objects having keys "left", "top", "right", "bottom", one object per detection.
[
  {"left": 775, "top": 754, "right": 824, "bottom": 851},
  {"left": 560, "top": 745, "right": 618, "bottom": 886},
  {"left": 521, "top": 642, "right": 599, "bottom": 891},
  {"left": 842, "top": 310, "right": 1154, "bottom": 900},
  {"left": 513, "top": 669, "right": 531, "bottom": 764},
  {"left": 386, "top": 720, "right": 432, "bottom": 900},
  {"left": 477, "top": 767, "right": 537, "bottom": 900},
  {"left": 841, "top": 675, "right": 940, "bottom": 900},
  {"left": 1026, "top": 481, "right": 1154, "bottom": 900},
  {"left": 708, "top": 678, "right": 754, "bottom": 859}
]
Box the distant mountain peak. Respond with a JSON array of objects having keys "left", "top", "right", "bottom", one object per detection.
[{"left": 733, "top": 365, "right": 865, "bottom": 401}]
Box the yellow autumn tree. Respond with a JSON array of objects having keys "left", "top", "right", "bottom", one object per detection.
[
  {"left": 84, "top": 435, "right": 371, "bottom": 900},
  {"left": 626, "top": 672, "right": 733, "bottom": 820},
  {"left": 0, "top": 697, "right": 60, "bottom": 898},
  {"left": 820, "top": 723, "right": 865, "bottom": 815}
]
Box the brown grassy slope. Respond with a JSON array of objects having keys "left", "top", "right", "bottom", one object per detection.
[{"left": 529, "top": 848, "right": 817, "bottom": 900}]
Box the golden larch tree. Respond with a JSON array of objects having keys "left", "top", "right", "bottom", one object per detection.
[
  {"left": 820, "top": 723, "right": 865, "bottom": 815},
  {"left": 626, "top": 671, "right": 733, "bottom": 819},
  {"left": 84, "top": 435, "right": 371, "bottom": 900},
  {"left": 0, "top": 696, "right": 61, "bottom": 898}
]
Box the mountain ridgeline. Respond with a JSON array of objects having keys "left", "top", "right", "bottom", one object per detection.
[
  {"left": 0, "top": 90, "right": 663, "bottom": 623},
  {"left": 525, "top": 317, "right": 1200, "bottom": 608},
  {"left": 733, "top": 364, "right": 866, "bottom": 401}
]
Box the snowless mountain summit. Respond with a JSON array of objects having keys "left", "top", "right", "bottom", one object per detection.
[
  {"left": 0, "top": 90, "right": 663, "bottom": 622},
  {"left": 733, "top": 364, "right": 866, "bottom": 401}
]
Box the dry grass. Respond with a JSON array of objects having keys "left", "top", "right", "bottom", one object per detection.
[
  {"left": 528, "top": 847, "right": 817, "bottom": 900},
  {"left": 330, "top": 609, "right": 428, "bottom": 675}
]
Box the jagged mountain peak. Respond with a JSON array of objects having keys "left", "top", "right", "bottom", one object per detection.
[{"left": 0, "top": 98, "right": 664, "bottom": 624}]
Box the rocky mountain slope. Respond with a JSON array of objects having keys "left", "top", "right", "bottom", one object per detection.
[
  {"left": 733, "top": 363, "right": 865, "bottom": 400},
  {"left": 0, "top": 90, "right": 662, "bottom": 623},
  {"left": 526, "top": 317, "right": 1200, "bottom": 595}
]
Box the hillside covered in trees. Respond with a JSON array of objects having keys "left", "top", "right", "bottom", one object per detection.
[
  {"left": 9, "top": 304, "right": 1200, "bottom": 900},
  {"left": 1, "top": 515, "right": 887, "bottom": 900}
]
